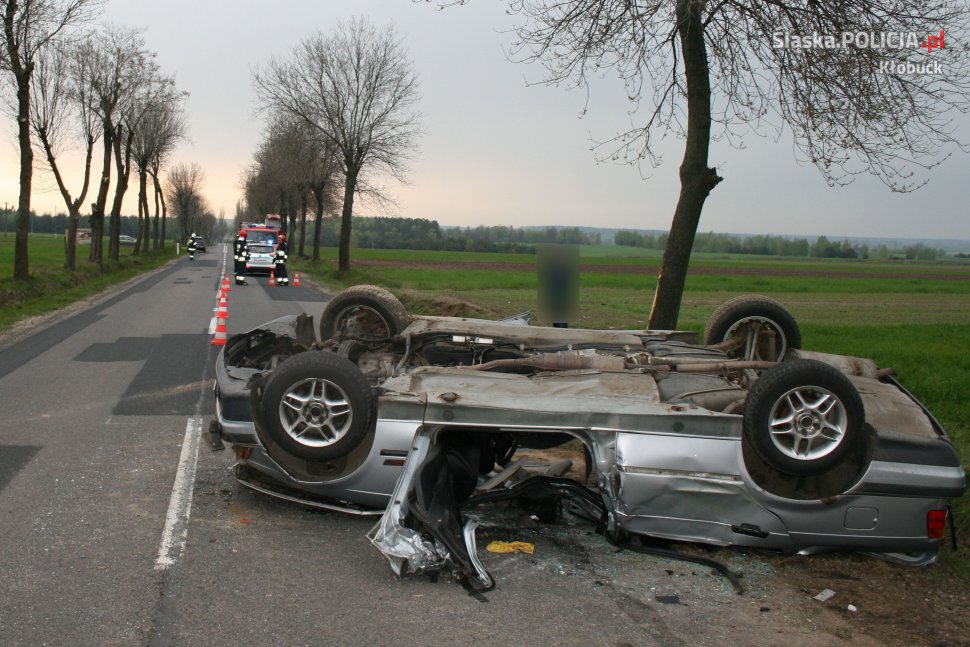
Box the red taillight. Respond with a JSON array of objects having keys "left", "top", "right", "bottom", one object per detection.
[{"left": 927, "top": 509, "right": 947, "bottom": 539}]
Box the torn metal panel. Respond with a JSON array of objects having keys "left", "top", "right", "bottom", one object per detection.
[{"left": 369, "top": 430, "right": 449, "bottom": 577}]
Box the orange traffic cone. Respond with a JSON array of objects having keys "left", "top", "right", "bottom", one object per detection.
[
  {"left": 216, "top": 296, "right": 228, "bottom": 320},
  {"left": 293, "top": 272, "right": 301, "bottom": 287},
  {"left": 221, "top": 276, "right": 231, "bottom": 293},
  {"left": 212, "top": 320, "right": 228, "bottom": 346},
  {"left": 269, "top": 270, "right": 276, "bottom": 287}
]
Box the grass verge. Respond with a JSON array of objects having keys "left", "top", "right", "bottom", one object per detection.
[{"left": 0, "top": 234, "right": 177, "bottom": 334}]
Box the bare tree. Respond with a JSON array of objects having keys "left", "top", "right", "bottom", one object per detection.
[
  {"left": 105, "top": 41, "right": 175, "bottom": 261},
  {"left": 254, "top": 16, "right": 422, "bottom": 272},
  {"left": 128, "top": 76, "right": 184, "bottom": 255},
  {"left": 167, "top": 162, "right": 207, "bottom": 241},
  {"left": 303, "top": 132, "right": 342, "bottom": 261},
  {"left": 82, "top": 25, "right": 154, "bottom": 265},
  {"left": 244, "top": 113, "right": 342, "bottom": 259},
  {"left": 456, "top": 0, "right": 969, "bottom": 327},
  {"left": 149, "top": 148, "right": 169, "bottom": 248},
  {"left": 28, "top": 35, "right": 101, "bottom": 270},
  {"left": 1, "top": 0, "right": 100, "bottom": 279},
  {"left": 250, "top": 115, "right": 308, "bottom": 236},
  {"left": 131, "top": 99, "right": 184, "bottom": 253}
]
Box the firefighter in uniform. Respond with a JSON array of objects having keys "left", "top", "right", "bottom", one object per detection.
[
  {"left": 187, "top": 234, "right": 198, "bottom": 260},
  {"left": 233, "top": 229, "right": 250, "bottom": 285},
  {"left": 274, "top": 234, "right": 289, "bottom": 286}
]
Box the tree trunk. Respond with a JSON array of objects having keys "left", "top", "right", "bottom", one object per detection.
[
  {"left": 108, "top": 128, "right": 133, "bottom": 261},
  {"left": 278, "top": 191, "right": 287, "bottom": 236},
  {"left": 37, "top": 127, "right": 88, "bottom": 272},
  {"left": 287, "top": 194, "right": 297, "bottom": 242},
  {"left": 150, "top": 169, "right": 161, "bottom": 249},
  {"left": 141, "top": 179, "right": 150, "bottom": 250},
  {"left": 8, "top": 54, "right": 32, "bottom": 280},
  {"left": 134, "top": 167, "right": 150, "bottom": 255},
  {"left": 312, "top": 188, "right": 324, "bottom": 261},
  {"left": 298, "top": 190, "right": 308, "bottom": 258},
  {"left": 90, "top": 121, "right": 113, "bottom": 267},
  {"left": 68, "top": 139, "right": 95, "bottom": 270},
  {"left": 647, "top": 0, "right": 723, "bottom": 329},
  {"left": 66, "top": 211, "right": 79, "bottom": 270},
  {"left": 338, "top": 164, "right": 358, "bottom": 273},
  {"left": 158, "top": 177, "right": 168, "bottom": 249}
]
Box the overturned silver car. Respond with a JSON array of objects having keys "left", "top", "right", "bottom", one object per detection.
[{"left": 212, "top": 286, "right": 964, "bottom": 591}]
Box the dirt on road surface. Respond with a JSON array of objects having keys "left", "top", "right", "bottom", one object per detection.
[{"left": 482, "top": 446, "right": 970, "bottom": 647}]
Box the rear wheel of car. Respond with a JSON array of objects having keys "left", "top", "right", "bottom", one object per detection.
[
  {"left": 704, "top": 295, "right": 801, "bottom": 362},
  {"left": 259, "top": 351, "right": 375, "bottom": 461},
  {"left": 743, "top": 359, "right": 865, "bottom": 476},
  {"left": 319, "top": 285, "right": 409, "bottom": 341}
]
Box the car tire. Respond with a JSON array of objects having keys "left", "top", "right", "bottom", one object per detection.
[
  {"left": 704, "top": 294, "right": 801, "bottom": 361},
  {"left": 319, "top": 285, "right": 409, "bottom": 341},
  {"left": 259, "top": 351, "right": 375, "bottom": 461},
  {"left": 743, "top": 359, "right": 865, "bottom": 476}
]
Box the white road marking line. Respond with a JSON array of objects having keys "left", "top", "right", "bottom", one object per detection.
[
  {"left": 208, "top": 316, "right": 217, "bottom": 334},
  {"left": 155, "top": 416, "right": 202, "bottom": 570}
]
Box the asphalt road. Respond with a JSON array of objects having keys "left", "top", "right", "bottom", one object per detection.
[{"left": 0, "top": 245, "right": 867, "bottom": 647}]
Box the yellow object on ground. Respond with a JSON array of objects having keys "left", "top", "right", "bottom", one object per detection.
[{"left": 486, "top": 540, "right": 535, "bottom": 555}]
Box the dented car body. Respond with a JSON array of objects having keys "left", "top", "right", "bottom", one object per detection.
[{"left": 212, "top": 286, "right": 964, "bottom": 590}]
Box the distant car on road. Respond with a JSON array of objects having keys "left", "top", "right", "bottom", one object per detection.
[
  {"left": 118, "top": 235, "right": 136, "bottom": 246},
  {"left": 246, "top": 243, "right": 275, "bottom": 275},
  {"left": 194, "top": 238, "right": 207, "bottom": 252}
]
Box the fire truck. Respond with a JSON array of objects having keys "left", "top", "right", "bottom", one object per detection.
[
  {"left": 241, "top": 214, "right": 282, "bottom": 245},
  {"left": 240, "top": 215, "right": 283, "bottom": 275}
]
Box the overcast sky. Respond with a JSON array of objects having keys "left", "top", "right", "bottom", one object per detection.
[{"left": 3, "top": 0, "right": 968, "bottom": 241}]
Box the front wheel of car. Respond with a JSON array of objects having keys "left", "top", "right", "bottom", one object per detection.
[
  {"left": 319, "top": 285, "right": 410, "bottom": 341},
  {"left": 259, "top": 351, "right": 375, "bottom": 461},
  {"left": 743, "top": 359, "right": 865, "bottom": 476}
]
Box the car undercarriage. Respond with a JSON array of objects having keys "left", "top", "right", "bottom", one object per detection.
[{"left": 212, "top": 286, "right": 964, "bottom": 591}]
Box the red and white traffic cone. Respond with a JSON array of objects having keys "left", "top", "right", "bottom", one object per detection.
[
  {"left": 293, "top": 272, "right": 301, "bottom": 287},
  {"left": 212, "top": 294, "right": 229, "bottom": 346},
  {"left": 269, "top": 270, "right": 276, "bottom": 287},
  {"left": 216, "top": 296, "right": 228, "bottom": 321},
  {"left": 212, "top": 320, "right": 228, "bottom": 346},
  {"left": 221, "top": 276, "right": 231, "bottom": 293}
]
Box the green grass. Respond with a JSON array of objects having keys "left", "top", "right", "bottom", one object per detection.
[
  {"left": 0, "top": 233, "right": 177, "bottom": 332},
  {"left": 294, "top": 244, "right": 970, "bottom": 581}
]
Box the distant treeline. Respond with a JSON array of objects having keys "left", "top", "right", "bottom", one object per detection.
[
  {"left": 615, "top": 230, "right": 946, "bottom": 260},
  {"left": 316, "top": 217, "right": 601, "bottom": 253},
  {"left": 13, "top": 209, "right": 949, "bottom": 260},
  {"left": 2, "top": 211, "right": 178, "bottom": 239}
]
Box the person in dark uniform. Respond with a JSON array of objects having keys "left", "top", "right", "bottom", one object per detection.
[
  {"left": 233, "top": 229, "right": 250, "bottom": 285},
  {"left": 187, "top": 234, "right": 198, "bottom": 260},
  {"left": 274, "top": 233, "right": 289, "bottom": 286}
]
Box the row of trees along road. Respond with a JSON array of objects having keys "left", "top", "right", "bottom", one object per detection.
[
  {"left": 252, "top": 16, "right": 422, "bottom": 273},
  {"left": 2, "top": 0, "right": 193, "bottom": 278},
  {"left": 239, "top": 114, "right": 342, "bottom": 262}
]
